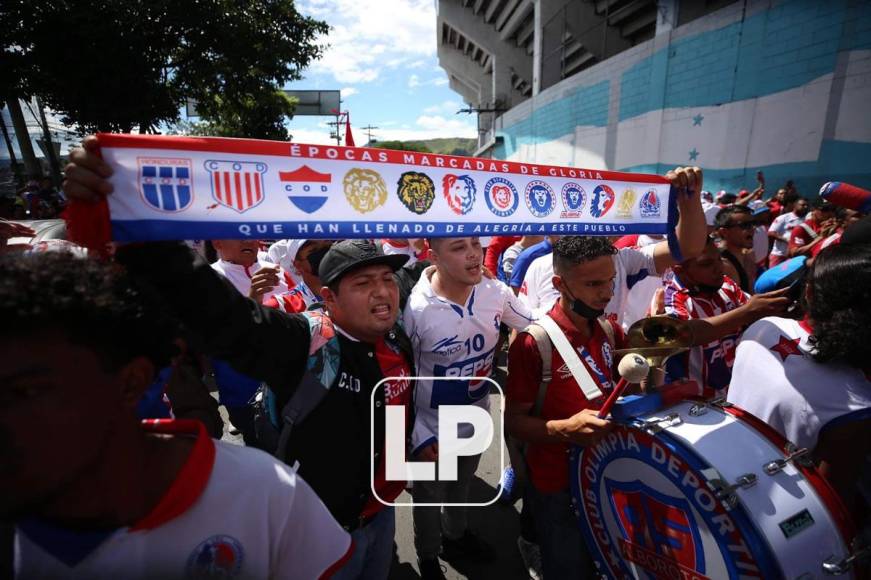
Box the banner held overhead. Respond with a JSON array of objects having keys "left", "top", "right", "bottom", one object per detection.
[{"left": 96, "top": 133, "right": 679, "bottom": 241}]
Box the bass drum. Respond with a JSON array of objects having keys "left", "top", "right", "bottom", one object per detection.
[{"left": 570, "top": 397, "right": 856, "bottom": 579}]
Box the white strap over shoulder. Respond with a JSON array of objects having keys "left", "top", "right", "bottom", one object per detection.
[{"left": 536, "top": 315, "right": 604, "bottom": 401}]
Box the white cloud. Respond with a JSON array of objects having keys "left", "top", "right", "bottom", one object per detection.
[
  {"left": 432, "top": 77, "right": 448, "bottom": 86},
  {"left": 415, "top": 115, "right": 476, "bottom": 135},
  {"left": 423, "top": 100, "right": 461, "bottom": 114},
  {"left": 289, "top": 128, "right": 340, "bottom": 145},
  {"left": 408, "top": 74, "right": 421, "bottom": 89},
  {"left": 301, "top": 0, "right": 437, "bottom": 85},
  {"left": 340, "top": 86, "right": 358, "bottom": 98}
]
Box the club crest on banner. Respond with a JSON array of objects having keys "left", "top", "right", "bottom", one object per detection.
[
  {"left": 484, "top": 177, "right": 519, "bottom": 217},
  {"left": 186, "top": 534, "right": 244, "bottom": 577},
  {"left": 343, "top": 168, "right": 388, "bottom": 214},
  {"left": 204, "top": 160, "right": 266, "bottom": 213},
  {"left": 279, "top": 165, "right": 331, "bottom": 214},
  {"left": 616, "top": 188, "right": 636, "bottom": 218},
  {"left": 591, "top": 184, "right": 616, "bottom": 218},
  {"left": 138, "top": 157, "right": 193, "bottom": 213},
  {"left": 640, "top": 188, "right": 662, "bottom": 217},
  {"left": 560, "top": 182, "right": 586, "bottom": 218},
  {"left": 397, "top": 171, "right": 436, "bottom": 215},
  {"left": 442, "top": 174, "right": 476, "bottom": 215},
  {"left": 525, "top": 180, "right": 556, "bottom": 218}
]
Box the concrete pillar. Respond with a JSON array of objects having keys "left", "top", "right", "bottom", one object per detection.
[
  {"left": 656, "top": 0, "right": 680, "bottom": 35},
  {"left": 6, "top": 97, "right": 42, "bottom": 180},
  {"left": 534, "top": 0, "right": 568, "bottom": 94},
  {"left": 439, "top": 0, "right": 532, "bottom": 103}
]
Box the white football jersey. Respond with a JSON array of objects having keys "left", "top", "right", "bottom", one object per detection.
[
  {"left": 14, "top": 420, "right": 352, "bottom": 579},
  {"left": 768, "top": 211, "right": 805, "bottom": 257},
  {"left": 728, "top": 317, "right": 871, "bottom": 450},
  {"left": 518, "top": 244, "right": 659, "bottom": 328},
  {"left": 403, "top": 268, "right": 535, "bottom": 453}
]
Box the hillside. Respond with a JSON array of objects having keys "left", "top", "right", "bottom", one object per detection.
[{"left": 371, "top": 137, "right": 477, "bottom": 156}]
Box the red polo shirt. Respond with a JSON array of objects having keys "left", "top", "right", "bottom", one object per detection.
[{"left": 507, "top": 301, "right": 625, "bottom": 493}]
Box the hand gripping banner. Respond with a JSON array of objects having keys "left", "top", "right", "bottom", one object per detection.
[{"left": 95, "top": 133, "right": 679, "bottom": 242}]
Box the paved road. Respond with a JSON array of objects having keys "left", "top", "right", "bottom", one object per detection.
[
  {"left": 218, "top": 369, "right": 533, "bottom": 579},
  {"left": 389, "top": 390, "right": 529, "bottom": 580}
]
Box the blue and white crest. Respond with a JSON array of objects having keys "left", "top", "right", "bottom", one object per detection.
[
  {"left": 560, "top": 182, "right": 586, "bottom": 218},
  {"left": 525, "top": 180, "right": 556, "bottom": 218},
  {"left": 484, "top": 177, "right": 519, "bottom": 217},
  {"left": 137, "top": 157, "right": 193, "bottom": 212},
  {"left": 442, "top": 174, "right": 476, "bottom": 215},
  {"left": 640, "top": 188, "right": 662, "bottom": 218}
]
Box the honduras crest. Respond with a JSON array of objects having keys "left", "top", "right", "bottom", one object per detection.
[
  {"left": 204, "top": 160, "right": 267, "bottom": 213},
  {"left": 137, "top": 157, "right": 193, "bottom": 212},
  {"left": 591, "top": 184, "right": 615, "bottom": 218},
  {"left": 280, "top": 165, "right": 331, "bottom": 213}
]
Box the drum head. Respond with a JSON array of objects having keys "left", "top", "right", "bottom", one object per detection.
[{"left": 571, "top": 424, "right": 782, "bottom": 579}]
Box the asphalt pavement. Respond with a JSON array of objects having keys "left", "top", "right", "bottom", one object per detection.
[{"left": 217, "top": 368, "right": 533, "bottom": 580}]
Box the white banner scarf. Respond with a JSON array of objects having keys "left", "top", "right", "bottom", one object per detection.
[{"left": 98, "top": 133, "right": 680, "bottom": 245}]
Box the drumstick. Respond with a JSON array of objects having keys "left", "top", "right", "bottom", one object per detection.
[{"left": 598, "top": 354, "right": 650, "bottom": 419}]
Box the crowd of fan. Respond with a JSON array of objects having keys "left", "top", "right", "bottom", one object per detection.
[{"left": 2, "top": 149, "right": 869, "bottom": 580}]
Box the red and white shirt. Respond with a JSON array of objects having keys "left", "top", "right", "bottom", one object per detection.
[
  {"left": 663, "top": 273, "right": 749, "bottom": 395},
  {"left": 14, "top": 420, "right": 352, "bottom": 579},
  {"left": 507, "top": 302, "right": 625, "bottom": 493},
  {"left": 788, "top": 218, "right": 822, "bottom": 254},
  {"left": 727, "top": 317, "right": 871, "bottom": 450}
]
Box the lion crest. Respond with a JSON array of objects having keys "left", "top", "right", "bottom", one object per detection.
[
  {"left": 343, "top": 168, "right": 388, "bottom": 214},
  {"left": 397, "top": 172, "right": 435, "bottom": 215}
]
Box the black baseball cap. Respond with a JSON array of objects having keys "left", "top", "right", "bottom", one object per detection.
[{"left": 318, "top": 239, "right": 410, "bottom": 286}]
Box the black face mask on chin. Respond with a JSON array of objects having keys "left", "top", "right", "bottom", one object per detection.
[{"left": 563, "top": 285, "right": 605, "bottom": 320}]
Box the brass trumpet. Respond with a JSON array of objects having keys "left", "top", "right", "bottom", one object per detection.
[{"left": 615, "top": 316, "right": 694, "bottom": 380}]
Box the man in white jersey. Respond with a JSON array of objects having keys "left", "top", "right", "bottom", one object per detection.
[
  {"left": 403, "top": 236, "right": 534, "bottom": 579},
  {"left": 518, "top": 166, "right": 707, "bottom": 328},
  {"left": 767, "top": 193, "right": 808, "bottom": 267},
  {"left": 1, "top": 252, "right": 352, "bottom": 579},
  {"left": 211, "top": 238, "right": 295, "bottom": 303},
  {"left": 728, "top": 243, "right": 871, "bottom": 523}
]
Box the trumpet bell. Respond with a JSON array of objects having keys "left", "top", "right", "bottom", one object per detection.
[{"left": 626, "top": 316, "right": 694, "bottom": 350}]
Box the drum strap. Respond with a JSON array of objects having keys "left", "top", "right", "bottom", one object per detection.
[{"left": 535, "top": 315, "right": 605, "bottom": 401}]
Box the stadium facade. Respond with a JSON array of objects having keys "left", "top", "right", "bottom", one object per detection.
[{"left": 437, "top": 0, "right": 871, "bottom": 194}]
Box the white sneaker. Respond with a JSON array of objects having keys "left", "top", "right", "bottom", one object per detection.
[{"left": 517, "top": 536, "right": 542, "bottom": 580}]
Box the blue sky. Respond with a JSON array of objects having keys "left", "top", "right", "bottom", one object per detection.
[{"left": 259, "top": 0, "right": 476, "bottom": 144}]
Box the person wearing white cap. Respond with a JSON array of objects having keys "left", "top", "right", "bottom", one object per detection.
[{"left": 265, "top": 239, "right": 334, "bottom": 312}]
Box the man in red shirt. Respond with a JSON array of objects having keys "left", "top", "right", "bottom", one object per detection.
[
  {"left": 788, "top": 198, "right": 836, "bottom": 258},
  {"left": 506, "top": 235, "right": 624, "bottom": 579}
]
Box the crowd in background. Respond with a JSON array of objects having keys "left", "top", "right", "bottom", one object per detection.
[{"left": 2, "top": 150, "right": 870, "bottom": 580}]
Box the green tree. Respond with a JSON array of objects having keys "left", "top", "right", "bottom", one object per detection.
[{"left": 1, "top": 0, "right": 328, "bottom": 139}]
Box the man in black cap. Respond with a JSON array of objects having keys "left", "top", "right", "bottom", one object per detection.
[{"left": 107, "top": 237, "right": 416, "bottom": 579}]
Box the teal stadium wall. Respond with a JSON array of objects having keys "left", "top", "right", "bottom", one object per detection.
[{"left": 493, "top": 0, "right": 871, "bottom": 196}]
